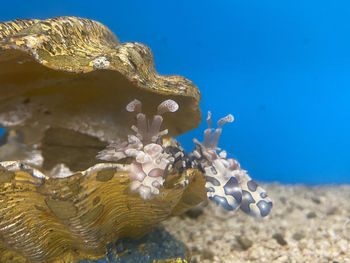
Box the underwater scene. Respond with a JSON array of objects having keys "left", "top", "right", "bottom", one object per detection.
[{"left": 0, "top": 1, "right": 349, "bottom": 262}]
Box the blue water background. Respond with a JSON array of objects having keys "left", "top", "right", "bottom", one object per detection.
[{"left": 1, "top": 0, "right": 349, "bottom": 184}]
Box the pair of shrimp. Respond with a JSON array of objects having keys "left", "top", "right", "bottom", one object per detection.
[{"left": 97, "top": 99, "right": 272, "bottom": 218}]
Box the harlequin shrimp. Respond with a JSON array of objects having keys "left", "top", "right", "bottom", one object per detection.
[
  {"left": 97, "top": 99, "right": 178, "bottom": 199},
  {"left": 97, "top": 99, "right": 272, "bottom": 217},
  {"left": 191, "top": 111, "right": 273, "bottom": 217}
]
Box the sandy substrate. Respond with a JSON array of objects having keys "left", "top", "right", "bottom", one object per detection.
[{"left": 162, "top": 184, "right": 350, "bottom": 263}]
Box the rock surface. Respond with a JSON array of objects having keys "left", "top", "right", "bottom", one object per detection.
[{"left": 79, "top": 227, "right": 189, "bottom": 263}]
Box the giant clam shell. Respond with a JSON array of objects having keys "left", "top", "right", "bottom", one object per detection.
[
  {"left": 0, "top": 17, "right": 205, "bottom": 262},
  {"left": 0, "top": 161, "right": 206, "bottom": 262},
  {"left": 0, "top": 16, "right": 201, "bottom": 172}
]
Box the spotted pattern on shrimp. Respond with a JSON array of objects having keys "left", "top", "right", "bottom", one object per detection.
[{"left": 191, "top": 111, "right": 273, "bottom": 217}]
